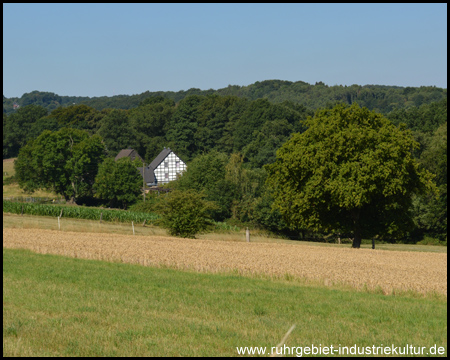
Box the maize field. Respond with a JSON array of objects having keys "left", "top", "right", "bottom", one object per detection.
[
  {"left": 3, "top": 228, "right": 447, "bottom": 296},
  {"left": 3, "top": 201, "right": 158, "bottom": 223}
]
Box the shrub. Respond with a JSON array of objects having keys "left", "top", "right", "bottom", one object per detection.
[{"left": 154, "top": 189, "right": 218, "bottom": 238}]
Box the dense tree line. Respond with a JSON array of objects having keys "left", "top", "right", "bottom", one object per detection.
[
  {"left": 4, "top": 95, "right": 312, "bottom": 165},
  {"left": 3, "top": 80, "right": 446, "bottom": 115},
  {"left": 5, "top": 85, "right": 447, "bottom": 243}
]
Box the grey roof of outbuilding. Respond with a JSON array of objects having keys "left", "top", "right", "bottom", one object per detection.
[
  {"left": 137, "top": 165, "right": 156, "bottom": 184},
  {"left": 149, "top": 147, "right": 172, "bottom": 169},
  {"left": 115, "top": 149, "right": 143, "bottom": 162}
]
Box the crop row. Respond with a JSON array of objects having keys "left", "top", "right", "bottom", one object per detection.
[{"left": 2, "top": 201, "right": 159, "bottom": 223}]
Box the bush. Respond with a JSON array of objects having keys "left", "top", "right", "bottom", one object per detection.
[
  {"left": 417, "top": 236, "right": 447, "bottom": 246},
  {"left": 154, "top": 189, "right": 218, "bottom": 238},
  {"left": 128, "top": 193, "right": 161, "bottom": 213}
]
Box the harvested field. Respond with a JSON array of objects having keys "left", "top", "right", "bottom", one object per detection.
[{"left": 3, "top": 228, "right": 447, "bottom": 296}]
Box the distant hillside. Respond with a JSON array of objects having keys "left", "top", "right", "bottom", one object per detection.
[{"left": 3, "top": 80, "right": 447, "bottom": 115}]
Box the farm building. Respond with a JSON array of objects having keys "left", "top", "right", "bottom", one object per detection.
[
  {"left": 116, "top": 147, "right": 186, "bottom": 187},
  {"left": 115, "top": 148, "right": 143, "bottom": 162},
  {"left": 148, "top": 147, "right": 187, "bottom": 186}
]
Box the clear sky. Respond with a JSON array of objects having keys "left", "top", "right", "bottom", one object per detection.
[{"left": 3, "top": 3, "right": 447, "bottom": 98}]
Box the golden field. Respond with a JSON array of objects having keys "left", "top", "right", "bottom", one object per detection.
[{"left": 3, "top": 227, "right": 447, "bottom": 296}]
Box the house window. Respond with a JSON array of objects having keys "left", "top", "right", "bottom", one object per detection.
[
  {"left": 175, "top": 160, "right": 180, "bottom": 168},
  {"left": 164, "top": 161, "right": 169, "bottom": 168},
  {"left": 165, "top": 173, "right": 169, "bottom": 179}
]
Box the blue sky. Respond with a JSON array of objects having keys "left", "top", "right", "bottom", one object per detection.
[{"left": 3, "top": 3, "right": 447, "bottom": 98}]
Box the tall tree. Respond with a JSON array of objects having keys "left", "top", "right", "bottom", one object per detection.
[
  {"left": 411, "top": 122, "right": 447, "bottom": 241},
  {"left": 265, "top": 104, "right": 436, "bottom": 248},
  {"left": 166, "top": 95, "right": 203, "bottom": 161},
  {"left": 15, "top": 128, "right": 105, "bottom": 203},
  {"left": 3, "top": 105, "right": 48, "bottom": 158},
  {"left": 97, "top": 109, "right": 138, "bottom": 156}
]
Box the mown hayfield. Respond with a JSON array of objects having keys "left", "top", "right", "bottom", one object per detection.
[
  {"left": 3, "top": 158, "right": 59, "bottom": 199},
  {"left": 3, "top": 226, "right": 447, "bottom": 296},
  {"left": 2, "top": 158, "right": 16, "bottom": 177},
  {"left": 3, "top": 248, "right": 447, "bottom": 357}
]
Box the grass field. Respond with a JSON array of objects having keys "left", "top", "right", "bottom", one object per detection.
[
  {"left": 3, "top": 158, "right": 59, "bottom": 199},
  {"left": 2, "top": 158, "right": 15, "bottom": 178},
  {"left": 3, "top": 212, "right": 448, "bottom": 356},
  {"left": 3, "top": 248, "right": 447, "bottom": 357}
]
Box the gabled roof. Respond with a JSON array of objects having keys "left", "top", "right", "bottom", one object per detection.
[
  {"left": 137, "top": 165, "right": 156, "bottom": 185},
  {"left": 115, "top": 149, "right": 143, "bottom": 162},
  {"left": 149, "top": 147, "right": 173, "bottom": 169}
]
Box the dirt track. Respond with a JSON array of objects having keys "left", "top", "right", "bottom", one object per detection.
[{"left": 3, "top": 228, "right": 447, "bottom": 296}]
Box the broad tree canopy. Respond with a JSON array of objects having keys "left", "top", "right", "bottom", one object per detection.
[
  {"left": 15, "top": 127, "right": 105, "bottom": 203},
  {"left": 265, "top": 104, "right": 436, "bottom": 248}
]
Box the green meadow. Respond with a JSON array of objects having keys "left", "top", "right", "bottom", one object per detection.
[{"left": 3, "top": 248, "right": 447, "bottom": 357}]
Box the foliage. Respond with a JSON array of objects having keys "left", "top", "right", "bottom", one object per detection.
[
  {"left": 47, "top": 104, "right": 106, "bottom": 133},
  {"left": 3, "top": 83, "right": 446, "bottom": 243},
  {"left": 387, "top": 98, "right": 447, "bottom": 133},
  {"left": 154, "top": 189, "right": 218, "bottom": 238},
  {"left": 175, "top": 151, "right": 238, "bottom": 221},
  {"left": 410, "top": 122, "right": 447, "bottom": 242},
  {"left": 265, "top": 104, "right": 437, "bottom": 248},
  {"left": 128, "top": 192, "right": 161, "bottom": 213},
  {"left": 97, "top": 109, "right": 138, "bottom": 156},
  {"left": 166, "top": 95, "right": 203, "bottom": 161},
  {"left": 14, "top": 128, "right": 105, "bottom": 203},
  {"left": 93, "top": 157, "right": 143, "bottom": 209},
  {"left": 128, "top": 97, "right": 175, "bottom": 162},
  {"left": 3, "top": 105, "right": 48, "bottom": 158},
  {"left": 4, "top": 82, "right": 446, "bottom": 115},
  {"left": 3, "top": 200, "right": 158, "bottom": 223}
]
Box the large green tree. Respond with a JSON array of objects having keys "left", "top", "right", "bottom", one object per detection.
[
  {"left": 172, "top": 151, "right": 238, "bottom": 221},
  {"left": 265, "top": 104, "right": 436, "bottom": 248},
  {"left": 15, "top": 128, "right": 105, "bottom": 203},
  {"left": 411, "top": 122, "right": 447, "bottom": 241},
  {"left": 93, "top": 157, "right": 143, "bottom": 209},
  {"left": 3, "top": 104, "right": 48, "bottom": 158},
  {"left": 97, "top": 109, "right": 138, "bottom": 156}
]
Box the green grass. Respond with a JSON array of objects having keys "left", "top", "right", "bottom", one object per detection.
[
  {"left": 3, "top": 249, "right": 447, "bottom": 356},
  {"left": 2, "top": 159, "right": 16, "bottom": 178},
  {"left": 3, "top": 183, "right": 60, "bottom": 199}
]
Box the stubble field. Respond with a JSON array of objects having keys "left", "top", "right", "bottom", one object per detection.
[{"left": 3, "top": 227, "right": 447, "bottom": 296}]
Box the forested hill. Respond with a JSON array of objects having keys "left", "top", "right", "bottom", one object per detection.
[{"left": 3, "top": 80, "right": 447, "bottom": 115}]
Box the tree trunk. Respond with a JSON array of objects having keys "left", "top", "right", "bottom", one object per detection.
[
  {"left": 351, "top": 209, "right": 361, "bottom": 248},
  {"left": 70, "top": 181, "right": 77, "bottom": 204},
  {"left": 352, "top": 234, "right": 361, "bottom": 248}
]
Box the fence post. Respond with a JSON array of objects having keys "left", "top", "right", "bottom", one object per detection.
[
  {"left": 372, "top": 238, "right": 375, "bottom": 249},
  {"left": 58, "top": 216, "right": 61, "bottom": 230},
  {"left": 21, "top": 205, "right": 24, "bottom": 216},
  {"left": 59, "top": 209, "right": 63, "bottom": 218},
  {"left": 100, "top": 212, "right": 102, "bottom": 224},
  {"left": 142, "top": 219, "right": 146, "bottom": 227},
  {"left": 132, "top": 221, "right": 135, "bottom": 235},
  {"left": 246, "top": 227, "right": 250, "bottom": 242}
]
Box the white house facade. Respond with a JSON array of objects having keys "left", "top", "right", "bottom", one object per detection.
[{"left": 150, "top": 147, "right": 187, "bottom": 185}]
